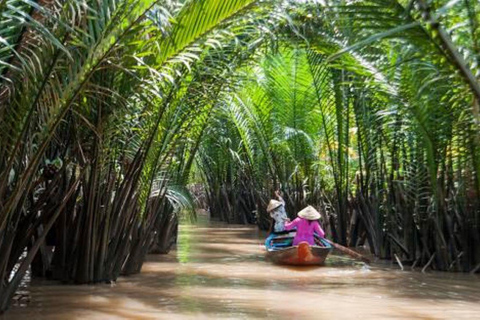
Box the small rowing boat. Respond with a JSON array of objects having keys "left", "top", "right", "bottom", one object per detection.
[{"left": 265, "top": 232, "right": 332, "bottom": 265}]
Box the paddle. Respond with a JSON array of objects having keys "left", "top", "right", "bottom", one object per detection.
[{"left": 325, "top": 239, "right": 370, "bottom": 263}]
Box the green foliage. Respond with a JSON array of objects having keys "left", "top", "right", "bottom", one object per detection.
[
  {"left": 1, "top": 0, "right": 480, "bottom": 313},
  {"left": 0, "top": 0, "right": 264, "bottom": 312},
  {"left": 197, "top": 0, "right": 480, "bottom": 274}
]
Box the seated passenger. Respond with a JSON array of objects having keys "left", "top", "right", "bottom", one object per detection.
[
  {"left": 267, "top": 191, "right": 289, "bottom": 233},
  {"left": 284, "top": 205, "right": 325, "bottom": 245}
]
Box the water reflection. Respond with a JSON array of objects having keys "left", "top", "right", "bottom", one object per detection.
[{"left": 2, "top": 220, "right": 480, "bottom": 319}]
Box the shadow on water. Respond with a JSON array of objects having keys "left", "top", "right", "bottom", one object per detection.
[{"left": 2, "top": 218, "right": 480, "bottom": 319}]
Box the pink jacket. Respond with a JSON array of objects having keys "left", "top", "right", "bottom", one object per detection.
[{"left": 285, "top": 217, "right": 325, "bottom": 245}]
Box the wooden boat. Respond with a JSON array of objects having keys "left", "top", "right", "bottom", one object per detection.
[{"left": 265, "top": 232, "right": 332, "bottom": 265}]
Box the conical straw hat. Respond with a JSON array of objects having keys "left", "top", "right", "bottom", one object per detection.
[
  {"left": 298, "top": 205, "right": 321, "bottom": 220},
  {"left": 267, "top": 200, "right": 283, "bottom": 213}
]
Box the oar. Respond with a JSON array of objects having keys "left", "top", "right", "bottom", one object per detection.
[{"left": 325, "top": 239, "right": 371, "bottom": 263}]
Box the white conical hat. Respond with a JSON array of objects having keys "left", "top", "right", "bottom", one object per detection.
[
  {"left": 298, "top": 205, "right": 321, "bottom": 220},
  {"left": 267, "top": 199, "right": 283, "bottom": 213}
]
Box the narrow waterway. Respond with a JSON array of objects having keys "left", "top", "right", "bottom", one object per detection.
[{"left": 3, "top": 220, "right": 480, "bottom": 319}]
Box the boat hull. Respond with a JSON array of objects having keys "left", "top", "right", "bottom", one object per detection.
[{"left": 265, "top": 233, "right": 332, "bottom": 265}]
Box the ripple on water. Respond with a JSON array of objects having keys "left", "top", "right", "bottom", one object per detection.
[{"left": 3, "top": 221, "right": 480, "bottom": 320}]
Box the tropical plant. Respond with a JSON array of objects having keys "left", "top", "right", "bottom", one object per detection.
[
  {"left": 197, "top": 0, "right": 480, "bottom": 274},
  {"left": 1, "top": 0, "right": 480, "bottom": 314},
  {"left": 0, "top": 0, "right": 263, "bottom": 312}
]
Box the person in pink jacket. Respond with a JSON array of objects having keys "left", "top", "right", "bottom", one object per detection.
[{"left": 284, "top": 205, "right": 325, "bottom": 245}]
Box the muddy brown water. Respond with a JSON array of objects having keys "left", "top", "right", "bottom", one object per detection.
[{"left": 2, "top": 220, "right": 480, "bottom": 319}]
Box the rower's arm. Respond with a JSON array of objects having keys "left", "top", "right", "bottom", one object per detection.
[
  {"left": 314, "top": 222, "right": 325, "bottom": 238},
  {"left": 284, "top": 217, "right": 299, "bottom": 230},
  {"left": 275, "top": 190, "right": 285, "bottom": 206}
]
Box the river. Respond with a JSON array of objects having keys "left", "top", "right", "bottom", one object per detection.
[{"left": 2, "top": 220, "right": 480, "bottom": 319}]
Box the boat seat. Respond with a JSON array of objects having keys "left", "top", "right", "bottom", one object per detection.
[{"left": 269, "top": 238, "right": 293, "bottom": 248}]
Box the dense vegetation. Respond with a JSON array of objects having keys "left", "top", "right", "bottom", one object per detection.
[{"left": 1, "top": 0, "right": 480, "bottom": 313}]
